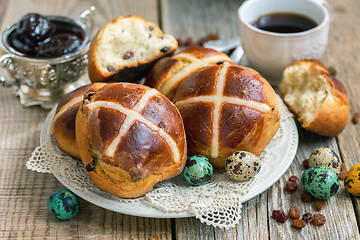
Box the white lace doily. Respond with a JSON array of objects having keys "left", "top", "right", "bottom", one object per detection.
[{"left": 27, "top": 96, "right": 297, "bottom": 229}]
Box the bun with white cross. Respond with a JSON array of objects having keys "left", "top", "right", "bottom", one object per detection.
[
  {"left": 51, "top": 83, "right": 107, "bottom": 159},
  {"left": 145, "top": 46, "right": 232, "bottom": 101},
  {"left": 173, "top": 62, "right": 281, "bottom": 169},
  {"left": 75, "top": 83, "right": 187, "bottom": 198}
]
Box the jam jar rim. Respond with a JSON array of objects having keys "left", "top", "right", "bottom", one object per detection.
[{"left": 1, "top": 15, "right": 91, "bottom": 63}]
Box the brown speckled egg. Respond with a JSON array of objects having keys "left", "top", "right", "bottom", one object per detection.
[
  {"left": 309, "top": 147, "right": 341, "bottom": 176},
  {"left": 225, "top": 151, "right": 261, "bottom": 181},
  {"left": 344, "top": 163, "right": 360, "bottom": 196}
]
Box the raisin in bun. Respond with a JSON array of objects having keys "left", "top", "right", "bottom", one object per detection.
[
  {"left": 173, "top": 62, "right": 281, "bottom": 169},
  {"left": 76, "top": 83, "right": 187, "bottom": 198},
  {"left": 51, "top": 83, "right": 107, "bottom": 159},
  {"left": 88, "top": 15, "right": 178, "bottom": 83},
  {"left": 145, "top": 46, "right": 232, "bottom": 101},
  {"left": 279, "top": 59, "right": 350, "bottom": 137}
]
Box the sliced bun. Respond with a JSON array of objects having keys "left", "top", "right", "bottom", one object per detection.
[
  {"left": 279, "top": 59, "right": 350, "bottom": 136},
  {"left": 88, "top": 15, "right": 178, "bottom": 83}
]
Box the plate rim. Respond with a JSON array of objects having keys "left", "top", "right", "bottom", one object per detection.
[{"left": 41, "top": 104, "right": 298, "bottom": 218}]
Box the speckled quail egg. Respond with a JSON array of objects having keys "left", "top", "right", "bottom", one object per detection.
[
  {"left": 302, "top": 167, "right": 340, "bottom": 200},
  {"left": 309, "top": 147, "right": 341, "bottom": 176},
  {"left": 47, "top": 189, "right": 80, "bottom": 220},
  {"left": 225, "top": 151, "right": 261, "bottom": 181},
  {"left": 344, "top": 163, "right": 360, "bottom": 196},
  {"left": 183, "top": 155, "right": 213, "bottom": 186}
]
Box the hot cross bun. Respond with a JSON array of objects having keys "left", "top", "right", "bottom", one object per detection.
[
  {"left": 145, "top": 46, "right": 232, "bottom": 101},
  {"left": 51, "top": 83, "right": 106, "bottom": 159},
  {"left": 75, "top": 83, "right": 187, "bottom": 198},
  {"left": 173, "top": 62, "right": 281, "bottom": 169}
]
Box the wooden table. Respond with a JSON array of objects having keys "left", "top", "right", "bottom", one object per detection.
[{"left": 0, "top": 0, "right": 359, "bottom": 239}]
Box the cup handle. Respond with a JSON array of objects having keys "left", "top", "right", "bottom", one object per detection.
[
  {"left": 0, "top": 54, "right": 17, "bottom": 88},
  {"left": 229, "top": 45, "right": 244, "bottom": 64},
  {"left": 79, "top": 6, "right": 96, "bottom": 34}
]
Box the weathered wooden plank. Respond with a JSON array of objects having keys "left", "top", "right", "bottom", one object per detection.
[
  {"left": 1, "top": 0, "right": 359, "bottom": 238},
  {"left": 163, "top": 0, "right": 272, "bottom": 239},
  {"left": 325, "top": 0, "right": 360, "bottom": 228},
  {"left": 0, "top": 0, "right": 159, "bottom": 34},
  {"left": 268, "top": 128, "right": 359, "bottom": 240},
  {"left": 161, "top": 0, "right": 239, "bottom": 43},
  {"left": 175, "top": 193, "right": 269, "bottom": 240},
  {"left": 161, "top": 0, "right": 271, "bottom": 238},
  {"left": 0, "top": 0, "right": 172, "bottom": 238},
  {"left": 326, "top": 2, "right": 360, "bottom": 166},
  {"left": 163, "top": 0, "right": 360, "bottom": 239},
  {"left": 0, "top": 0, "right": 7, "bottom": 25}
]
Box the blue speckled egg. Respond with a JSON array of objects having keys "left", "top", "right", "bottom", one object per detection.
[
  {"left": 47, "top": 189, "right": 79, "bottom": 220},
  {"left": 302, "top": 167, "right": 339, "bottom": 200},
  {"left": 183, "top": 155, "right": 213, "bottom": 185}
]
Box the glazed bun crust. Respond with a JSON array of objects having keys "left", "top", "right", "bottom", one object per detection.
[
  {"left": 145, "top": 46, "right": 232, "bottom": 101},
  {"left": 173, "top": 62, "right": 281, "bottom": 168},
  {"left": 76, "top": 83, "right": 187, "bottom": 198},
  {"left": 51, "top": 83, "right": 107, "bottom": 159},
  {"left": 279, "top": 59, "right": 350, "bottom": 137},
  {"left": 88, "top": 15, "right": 178, "bottom": 83}
]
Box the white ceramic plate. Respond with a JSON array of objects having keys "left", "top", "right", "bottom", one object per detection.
[{"left": 41, "top": 106, "right": 298, "bottom": 218}]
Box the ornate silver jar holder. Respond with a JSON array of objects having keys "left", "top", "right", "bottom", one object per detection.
[{"left": 0, "top": 7, "right": 95, "bottom": 109}]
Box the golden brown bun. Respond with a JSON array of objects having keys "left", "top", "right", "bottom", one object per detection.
[
  {"left": 173, "top": 62, "right": 280, "bottom": 169},
  {"left": 51, "top": 83, "right": 107, "bottom": 159},
  {"left": 88, "top": 15, "right": 178, "bottom": 83},
  {"left": 145, "top": 46, "right": 232, "bottom": 101},
  {"left": 279, "top": 59, "right": 350, "bottom": 137},
  {"left": 76, "top": 83, "right": 187, "bottom": 198}
]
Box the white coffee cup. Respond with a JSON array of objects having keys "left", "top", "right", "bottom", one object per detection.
[{"left": 238, "top": 0, "right": 330, "bottom": 86}]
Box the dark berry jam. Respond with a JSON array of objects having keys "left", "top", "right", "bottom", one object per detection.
[{"left": 6, "top": 13, "right": 86, "bottom": 58}]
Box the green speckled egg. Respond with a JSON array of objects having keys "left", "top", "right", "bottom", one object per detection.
[
  {"left": 309, "top": 147, "right": 341, "bottom": 176},
  {"left": 184, "top": 155, "right": 213, "bottom": 185},
  {"left": 302, "top": 167, "right": 339, "bottom": 200},
  {"left": 47, "top": 189, "right": 79, "bottom": 220}
]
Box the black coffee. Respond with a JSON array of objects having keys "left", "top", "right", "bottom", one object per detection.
[{"left": 252, "top": 12, "right": 318, "bottom": 33}]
